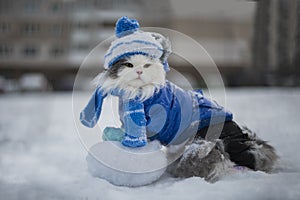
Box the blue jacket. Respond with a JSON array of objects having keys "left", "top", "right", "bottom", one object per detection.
[{"left": 80, "top": 81, "right": 233, "bottom": 147}]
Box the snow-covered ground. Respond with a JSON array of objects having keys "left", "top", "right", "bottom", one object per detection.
[{"left": 1, "top": 88, "right": 300, "bottom": 200}]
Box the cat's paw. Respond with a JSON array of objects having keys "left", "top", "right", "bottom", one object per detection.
[
  {"left": 102, "top": 127, "right": 125, "bottom": 142},
  {"left": 122, "top": 134, "right": 147, "bottom": 148}
]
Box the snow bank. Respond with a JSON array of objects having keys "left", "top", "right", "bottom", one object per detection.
[{"left": 86, "top": 140, "right": 167, "bottom": 187}]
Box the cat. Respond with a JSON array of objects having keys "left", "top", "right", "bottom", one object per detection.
[
  {"left": 81, "top": 16, "right": 278, "bottom": 181},
  {"left": 91, "top": 53, "right": 278, "bottom": 180}
]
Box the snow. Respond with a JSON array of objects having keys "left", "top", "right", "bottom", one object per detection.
[
  {"left": 86, "top": 140, "right": 166, "bottom": 187},
  {"left": 1, "top": 88, "right": 300, "bottom": 199}
]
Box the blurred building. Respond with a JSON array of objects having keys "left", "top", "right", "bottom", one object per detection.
[
  {"left": 0, "top": 0, "right": 171, "bottom": 90},
  {"left": 1, "top": 0, "right": 279, "bottom": 91},
  {"left": 168, "top": 0, "right": 255, "bottom": 87}
]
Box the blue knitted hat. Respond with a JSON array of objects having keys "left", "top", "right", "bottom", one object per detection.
[{"left": 104, "top": 16, "right": 171, "bottom": 71}]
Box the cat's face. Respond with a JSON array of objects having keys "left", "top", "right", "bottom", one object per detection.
[
  {"left": 109, "top": 55, "right": 165, "bottom": 88},
  {"left": 101, "top": 55, "right": 166, "bottom": 99}
]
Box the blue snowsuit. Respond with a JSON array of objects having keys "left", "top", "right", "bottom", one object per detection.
[{"left": 80, "top": 81, "right": 233, "bottom": 147}]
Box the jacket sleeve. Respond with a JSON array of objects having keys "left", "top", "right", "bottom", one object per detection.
[
  {"left": 121, "top": 98, "right": 147, "bottom": 147},
  {"left": 80, "top": 87, "right": 107, "bottom": 128},
  {"left": 193, "top": 90, "right": 233, "bottom": 129}
]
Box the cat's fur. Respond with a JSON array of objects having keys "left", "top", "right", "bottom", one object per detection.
[
  {"left": 93, "top": 43, "right": 278, "bottom": 181},
  {"left": 96, "top": 55, "right": 166, "bottom": 101},
  {"left": 168, "top": 122, "right": 278, "bottom": 182}
]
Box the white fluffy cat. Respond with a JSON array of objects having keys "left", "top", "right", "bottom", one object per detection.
[{"left": 96, "top": 55, "right": 166, "bottom": 101}]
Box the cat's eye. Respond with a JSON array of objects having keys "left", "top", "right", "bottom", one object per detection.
[
  {"left": 122, "top": 63, "right": 133, "bottom": 68},
  {"left": 144, "top": 64, "right": 151, "bottom": 68}
]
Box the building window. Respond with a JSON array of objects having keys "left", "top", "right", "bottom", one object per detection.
[
  {"left": 23, "top": 1, "right": 39, "bottom": 13},
  {"left": 23, "top": 46, "right": 38, "bottom": 57},
  {"left": 50, "top": 47, "right": 64, "bottom": 57},
  {"left": 50, "top": 2, "right": 62, "bottom": 13},
  {"left": 0, "top": 22, "right": 10, "bottom": 34},
  {"left": 78, "top": 44, "right": 89, "bottom": 51},
  {"left": 76, "top": 22, "right": 89, "bottom": 30},
  {"left": 0, "top": 44, "right": 12, "bottom": 57},
  {"left": 0, "top": 1, "right": 13, "bottom": 13},
  {"left": 76, "top": 0, "right": 91, "bottom": 9},
  {"left": 102, "top": 21, "right": 115, "bottom": 28},
  {"left": 73, "top": 43, "right": 89, "bottom": 52},
  {"left": 23, "top": 23, "right": 40, "bottom": 36},
  {"left": 94, "top": 0, "right": 114, "bottom": 9},
  {"left": 50, "top": 24, "right": 62, "bottom": 36}
]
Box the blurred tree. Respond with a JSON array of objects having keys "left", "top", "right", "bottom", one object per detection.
[
  {"left": 252, "top": 0, "right": 299, "bottom": 86},
  {"left": 293, "top": 1, "right": 300, "bottom": 85},
  {"left": 251, "top": 0, "right": 270, "bottom": 85},
  {"left": 277, "top": 0, "right": 291, "bottom": 80}
]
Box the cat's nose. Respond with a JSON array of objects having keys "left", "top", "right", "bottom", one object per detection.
[{"left": 136, "top": 70, "right": 143, "bottom": 75}]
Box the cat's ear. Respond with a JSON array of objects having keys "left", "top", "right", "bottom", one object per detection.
[
  {"left": 151, "top": 33, "right": 171, "bottom": 63},
  {"left": 107, "top": 58, "right": 127, "bottom": 79}
]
